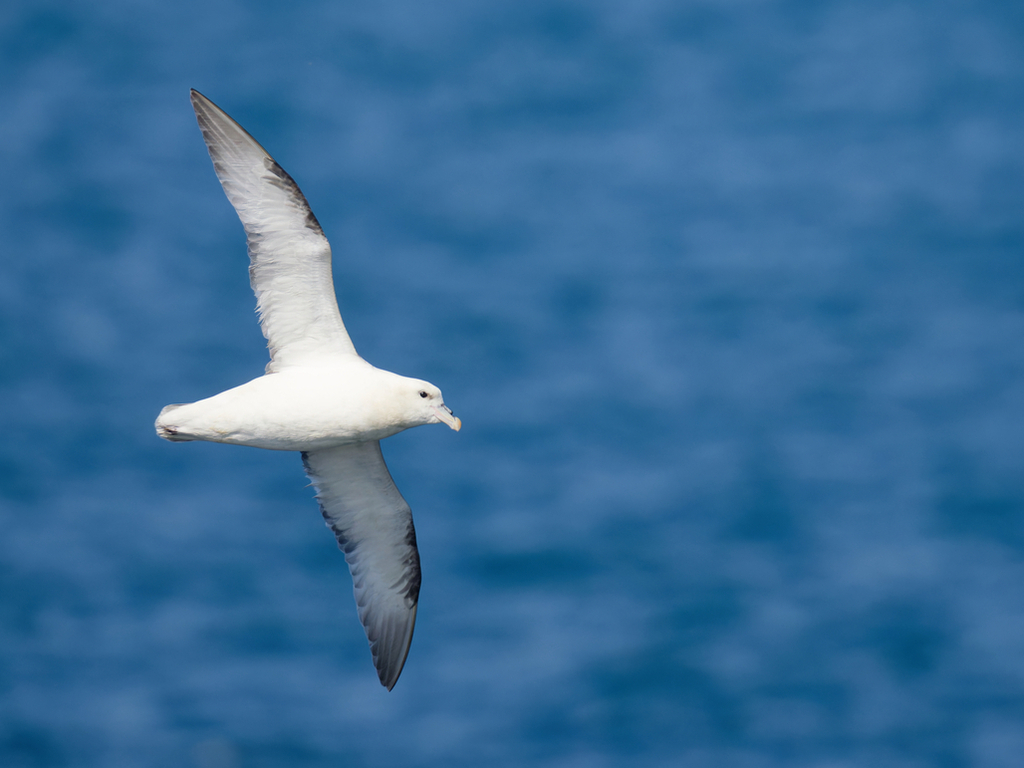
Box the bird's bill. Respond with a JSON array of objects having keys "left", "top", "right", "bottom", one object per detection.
[{"left": 433, "top": 405, "right": 462, "bottom": 431}]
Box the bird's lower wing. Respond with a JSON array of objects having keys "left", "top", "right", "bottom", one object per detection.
[
  {"left": 190, "top": 89, "right": 358, "bottom": 370},
  {"left": 301, "top": 442, "right": 421, "bottom": 690}
]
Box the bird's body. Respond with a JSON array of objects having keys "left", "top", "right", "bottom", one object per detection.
[
  {"left": 155, "top": 90, "right": 460, "bottom": 690},
  {"left": 157, "top": 363, "right": 444, "bottom": 450}
]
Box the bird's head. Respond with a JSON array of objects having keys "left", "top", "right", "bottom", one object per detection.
[{"left": 405, "top": 379, "right": 461, "bottom": 431}]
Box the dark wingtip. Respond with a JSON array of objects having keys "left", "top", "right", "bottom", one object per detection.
[
  {"left": 380, "top": 663, "right": 401, "bottom": 691},
  {"left": 373, "top": 602, "right": 417, "bottom": 691},
  {"left": 376, "top": 648, "right": 402, "bottom": 691}
]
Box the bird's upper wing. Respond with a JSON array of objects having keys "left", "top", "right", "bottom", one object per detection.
[
  {"left": 190, "top": 89, "right": 357, "bottom": 371},
  {"left": 301, "top": 442, "right": 421, "bottom": 690}
]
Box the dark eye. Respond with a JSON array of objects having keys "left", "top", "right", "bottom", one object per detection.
[{"left": 419, "top": 390, "right": 428, "bottom": 398}]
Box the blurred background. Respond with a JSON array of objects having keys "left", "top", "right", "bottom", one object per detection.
[{"left": 3, "top": 1, "right": 1024, "bottom": 766}]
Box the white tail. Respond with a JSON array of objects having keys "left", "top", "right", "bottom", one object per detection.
[{"left": 155, "top": 404, "right": 194, "bottom": 442}]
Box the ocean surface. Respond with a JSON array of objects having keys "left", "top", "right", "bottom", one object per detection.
[{"left": 3, "top": 1, "right": 1024, "bottom": 766}]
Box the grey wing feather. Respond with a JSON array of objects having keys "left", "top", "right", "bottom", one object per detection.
[
  {"left": 190, "top": 89, "right": 358, "bottom": 370},
  {"left": 302, "top": 442, "right": 420, "bottom": 690}
]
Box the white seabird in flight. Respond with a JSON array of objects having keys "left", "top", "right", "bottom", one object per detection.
[{"left": 155, "top": 90, "right": 461, "bottom": 690}]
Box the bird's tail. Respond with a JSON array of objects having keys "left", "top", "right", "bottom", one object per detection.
[{"left": 155, "top": 404, "right": 195, "bottom": 442}]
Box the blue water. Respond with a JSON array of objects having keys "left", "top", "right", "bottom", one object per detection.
[{"left": 3, "top": 1, "right": 1024, "bottom": 766}]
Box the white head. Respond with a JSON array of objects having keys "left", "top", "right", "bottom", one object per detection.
[{"left": 404, "top": 378, "right": 461, "bottom": 431}]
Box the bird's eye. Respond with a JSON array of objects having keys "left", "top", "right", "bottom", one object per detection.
[{"left": 419, "top": 391, "right": 428, "bottom": 398}]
